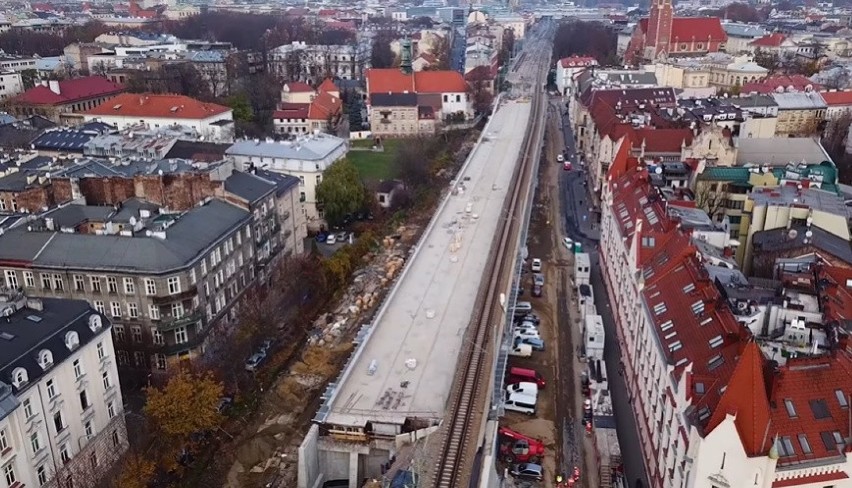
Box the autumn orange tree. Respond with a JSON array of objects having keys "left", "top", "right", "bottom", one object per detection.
[
  {"left": 113, "top": 452, "right": 156, "bottom": 488},
  {"left": 144, "top": 370, "right": 224, "bottom": 438}
]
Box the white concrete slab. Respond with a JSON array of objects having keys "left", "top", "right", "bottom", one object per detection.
[{"left": 325, "top": 102, "right": 531, "bottom": 427}]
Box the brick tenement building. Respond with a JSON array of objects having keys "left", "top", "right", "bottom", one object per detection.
[{"left": 0, "top": 161, "right": 227, "bottom": 213}]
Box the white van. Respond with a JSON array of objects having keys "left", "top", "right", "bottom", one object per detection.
[
  {"left": 509, "top": 343, "right": 533, "bottom": 357},
  {"left": 514, "top": 327, "right": 540, "bottom": 339},
  {"left": 506, "top": 381, "right": 539, "bottom": 398},
  {"left": 504, "top": 391, "right": 537, "bottom": 415}
]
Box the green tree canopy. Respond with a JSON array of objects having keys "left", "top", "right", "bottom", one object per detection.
[
  {"left": 227, "top": 93, "right": 254, "bottom": 123},
  {"left": 315, "top": 159, "right": 366, "bottom": 227}
]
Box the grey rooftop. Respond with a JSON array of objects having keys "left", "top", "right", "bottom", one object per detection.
[{"left": 226, "top": 134, "right": 347, "bottom": 161}]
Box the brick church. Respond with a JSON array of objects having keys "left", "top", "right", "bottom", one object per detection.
[{"left": 625, "top": 0, "right": 727, "bottom": 63}]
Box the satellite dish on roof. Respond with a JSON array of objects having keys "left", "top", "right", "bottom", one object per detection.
[
  {"left": 787, "top": 229, "right": 798, "bottom": 240},
  {"left": 129, "top": 216, "right": 137, "bottom": 226}
]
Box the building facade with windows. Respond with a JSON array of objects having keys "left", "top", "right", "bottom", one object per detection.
[
  {"left": 0, "top": 290, "right": 128, "bottom": 488},
  {"left": 0, "top": 196, "right": 294, "bottom": 381},
  {"left": 225, "top": 134, "right": 348, "bottom": 229}
]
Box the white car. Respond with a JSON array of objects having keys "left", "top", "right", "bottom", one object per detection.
[
  {"left": 562, "top": 237, "right": 574, "bottom": 249},
  {"left": 507, "top": 382, "right": 539, "bottom": 398},
  {"left": 326, "top": 234, "right": 337, "bottom": 245},
  {"left": 514, "top": 328, "right": 541, "bottom": 339},
  {"left": 530, "top": 258, "right": 542, "bottom": 272},
  {"left": 509, "top": 343, "right": 533, "bottom": 357},
  {"left": 557, "top": 153, "right": 565, "bottom": 162}
]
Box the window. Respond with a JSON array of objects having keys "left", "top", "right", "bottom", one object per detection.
[
  {"left": 168, "top": 277, "right": 181, "bottom": 294},
  {"left": 97, "top": 342, "right": 105, "bottom": 360},
  {"left": 110, "top": 302, "right": 121, "bottom": 317},
  {"left": 30, "top": 431, "right": 41, "bottom": 453},
  {"left": 174, "top": 326, "right": 188, "bottom": 344},
  {"left": 130, "top": 326, "right": 142, "bottom": 343},
  {"left": 155, "top": 353, "right": 167, "bottom": 371},
  {"left": 23, "top": 271, "right": 34, "bottom": 287},
  {"left": 798, "top": 433, "right": 813, "bottom": 454},
  {"left": 836, "top": 390, "right": 848, "bottom": 408},
  {"left": 46, "top": 379, "right": 56, "bottom": 399},
  {"left": 134, "top": 351, "right": 145, "bottom": 367},
  {"left": 171, "top": 302, "right": 184, "bottom": 319},
  {"left": 53, "top": 411, "right": 65, "bottom": 433},
  {"left": 52, "top": 274, "right": 63, "bottom": 291},
  {"left": 144, "top": 278, "right": 156, "bottom": 295},
  {"left": 0, "top": 429, "right": 7, "bottom": 452},
  {"left": 102, "top": 371, "right": 112, "bottom": 390},
  {"left": 89, "top": 451, "right": 97, "bottom": 470},
  {"left": 108, "top": 401, "right": 116, "bottom": 418},
  {"left": 39, "top": 350, "right": 53, "bottom": 369},
  {"left": 3, "top": 463, "right": 16, "bottom": 486},
  {"left": 60, "top": 443, "right": 70, "bottom": 464},
  {"left": 79, "top": 389, "right": 89, "bottom": 410},
  {"left": 84, "top": 420, "right": 93, "bottom": 438},
  {"left": 22, "top": 399, "right": 32, "bottom": 419},
  {"left": 124, "top": 277, "right": 135, "bottom": 294},
  {"left": 37, "top": 465, "right": 47, "bottom": 485},
  {"left": 73, "top": 359, "right": 83, "bottom": 379},
  {"left": 3, "top": 270, "right": 17, "bottom": 288},
  {"left": 117, "top": 350, "right": 128, "bottom": 365},
  {"left": 107, "top": 276, "right": 117, "bottom": 293},
  {"left": 90, "top": 276, "right": 101, "bottom": 292},
  {"left": 94, "top": 301, "right": 105, "bottom": 314},
  {"left": 113, "top": 324, "right": 125, "bottom": 342},
  {"left": 74, "top": 274, "right": 84, "bottom": 291},
  {"left": 111, "top": 430, "right": 120, "bottom": 448},
  {"left": 41, "top": 274, "right": 51, "bottom": 289},
  {"left": 200, "top": 261, "right": 207, "bottom": 276},
  {"left": 810, "top": 399, "right": 832, "bottom": 419},
  {"left": 778, "top": 436, "right": 795, "bottom": 456},
  {"left": 153, "top": 329, "right": 164, "bottom": 345},
  {"left": 189, "top": 269, "right": 196, "bottom": 285}
]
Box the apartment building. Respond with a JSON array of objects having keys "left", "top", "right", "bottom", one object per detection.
[
  {"left": 0, "top": 187, "right": 300, "bottom": 381},
  {"left": 8, "top": 77, "right": 125, "bottom": 124},
  {"left": 268, "top": 41, "right": 371, "bottom": 83},
  {"left": 771, "top": 92, "right": 827, "bottom": 137},
  {"left": 368, "top": 93, "right": 437, "bottom": 137},
  {"left": 0, "top": 290, "right": 128, "bottom": 488},
  {"left": 226, "top": 134, "right": 348, "bottom": 229}
]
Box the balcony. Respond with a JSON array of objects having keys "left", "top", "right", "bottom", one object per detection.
[
  {"left": 156, "top": 310, "right": 203, "bottom": 332},
  {"left": 281, "top": 210, "right": 290, "bottom": 222},
  {"left": 151, "top": 289, "right": 197, "bottom": 305}
]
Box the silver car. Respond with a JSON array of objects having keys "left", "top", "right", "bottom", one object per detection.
[{"left": 245, "top": 352, "right": 267, "bottom": 372}]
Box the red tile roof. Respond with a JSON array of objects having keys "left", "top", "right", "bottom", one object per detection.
[
  {"left": 13, "top": 76, "right": 124, "bottom": 106},
  {"left": 559, "top": 56, "right": 598, "bottom": 68},
  {"left": 706, "top": 342, "right": 771, "bottom": 456},
  {"left": 366, "top": 69, "right": 415, "bottom": 94},
  {"left": 634, "top": 128, "right": 693, "bottom": 153},
  {"left": 772, "top": 471, "right": 849, "bottom": 487},
  {"left": 307, "top": 91, "right": 341, "bottom": 120},
  {"left": 283, "top": 82, "right": 314, "bottom": 93},
  {"left": 767, "top": 352, "right": 852, "bottom": 465},
  {"left": 670, "top": 17, "right": 727, "bottom": 42},
  {"left": 637, "top": 17, "right": 727, "bottom": 42},
  {"left": 84, "top": 93, "right": 230, "bottom": 120},
  {"left": 742, "top": 75, "right": 822, "bottom": 94},
  {"left": 414, "top": 71, "right": 468, "bottom": 93},
  {"left": 366, "top": 69, "right": 468, "bottom": 95},
  {"left": 750, "top": 33, "right": 787, "bottom": 47},
  {"left": 274, "top": 103, "right": 309, "bottom": 120},
  {"left": 318, "top": 78, "right": 338, "bottom": 94},
  {"left": 820, "top": 90, "right": 852, "bottom": 106}
]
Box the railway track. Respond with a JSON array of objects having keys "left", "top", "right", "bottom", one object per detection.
[{"left": 431, "top": 56, "right": 547, "bottom": 488}]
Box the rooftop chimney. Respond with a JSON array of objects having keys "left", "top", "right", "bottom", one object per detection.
[{"left": 48, "top": 80, "right": 60, "bottom": 95}]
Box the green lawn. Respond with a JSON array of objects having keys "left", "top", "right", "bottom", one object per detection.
[{"left": 348, "top": 139, "right": 401, "bottom": 181}]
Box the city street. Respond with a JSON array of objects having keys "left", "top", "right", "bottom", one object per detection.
[{"left": 557, "top": 104, "right": 649, "bottom": 487}]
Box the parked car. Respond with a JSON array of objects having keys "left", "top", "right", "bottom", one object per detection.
[
  {"left": 509, "top": 343, "right": 533, "bottom": 357},
  {"left": 513, "top": 301, "right": 533, "bottom": 315},
  {"left": 245, "top": 352, "right": 267, "bottom": 372},
  {"left": 533, "top": 273, "right": 544, "bottom": 286},
  {"left": 216, "top": 395, "right": 234, "bottom": 413},
  {"left": 532, "top": 284, "right": 543, "bottom": 297},
  {"left": 510, "top": 463, "right": 544, "bottom": 481},
  {"left": 506, "top": 382, "right": 539, "bottom": 398},
  {"left": 335, "top": 231, "right": 347, "bottom": 242},
  {"left": 562, "top": 237, "right": 574, "bottom": 249},
  {"left": 326, "top": 234, "right": 337, "bottom": 245},
  {"left": 563, "top": 161, "right": 572, "bottom": 171},
  {"left": 516, "top": 313, "right": 540, "bottom": 325},
  {"left": 514, "top": 328, "right": 540, "bottom": 339},
  {"left": 530, "top": 258, "right": 542, "bottom": 272},
  {"left": 556, "top": 153, "right": 564, "bottom": 163},
  {"left": 514, "top": 335, "right": 544, "bottom": 351},
  {"left": 315, "top": 233, "right": 328, "bottom": 243},
  {"left": 508, "top": 367, "right": 546, "bottom": 388}
]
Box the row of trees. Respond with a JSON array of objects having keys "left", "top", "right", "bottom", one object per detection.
[
  {"left": 0, "top": 20, "right": 111, "bottom": 56},
  {"left": 553, "top": 21, "right": 619, "bottom": 66}
]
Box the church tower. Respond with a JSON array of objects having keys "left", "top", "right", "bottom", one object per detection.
[{"left": 645, "top": 0, "right": 674, "bottom": 59}]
